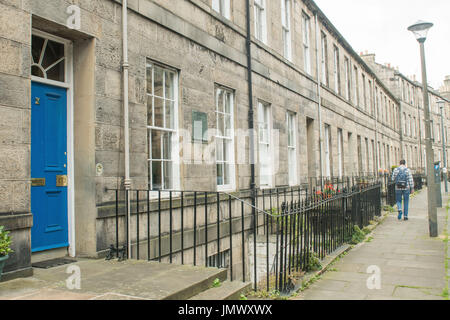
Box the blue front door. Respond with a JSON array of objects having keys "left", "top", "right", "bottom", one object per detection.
[{"left": 31, "top": 82, "right": 69, "bottom": 252}]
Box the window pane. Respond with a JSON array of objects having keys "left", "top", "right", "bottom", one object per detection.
[
  {"left": 31, "top": 65, "right": 44, "bottom": 78},
  {"left": 216, "top": 138, "right": 224, "bottom": 161},
  {"left": 165, "top": 71, "right": 174, "bottom": 100},
  {"left": 151, "top": 130, "right": 162, "bottom": 160},
  {"left": 163, "top": 132, "right": 172, "bottom": 160},
  {"left": 147, "top": 97, "right": 153, "bottom": 126},
  {"left": 154, "top": 97, "right": 164, "bottom": 127},
  {"left": 146, "top": 66, "right": 153, "bottom": 95},
  {"left": 217, "top": 163, "right": 224, "bottom": 185},
  {"left": 46, "top": 59, "right": 65, "bottom": 82},
  {"left": 163, "top": 161, "right": 172, "bottom": 189},
  {"left": 225, "top": 115, "right": 231, "bottom": 137},
  {"left": 217, "top": 113, "right": 224, "bottom": 136},
  {"left": 223, "top": 139, "right": 228, "bottom": 162},
  {"left": 223, "top": 163, "right": 230, "bottom": 185},
  {"left": 154, "top": 66, "right": 163, "bottom": 97},
  {"left": 32, "top": 35, "right": 45, "bottom": 64},
  {"left": 217, "top": 88, "right": 224, "bottom": 112},
  {"left": 165, "top": 100, "right": 174, "bottom": 129},
  {"left": 152, "top": 161, "right": 162, "bottom": 190},
  {"left": 41, "top": 39, "right": 64, "bottom": 70},
  {"left": 225, "top": 92, "right": 231, "bottom": 113}
]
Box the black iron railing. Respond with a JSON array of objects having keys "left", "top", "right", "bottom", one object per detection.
[
  {"left": 383, "top": 172, "right": 425, "bottom": 208},
  {"left": 106, "top": 179, "right": 381, "bottom": 293}
]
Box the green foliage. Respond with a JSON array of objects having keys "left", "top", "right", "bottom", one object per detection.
[
  {"left": 247, "top": 289, "right": 282, "bottom": 300},
  {"left": 211, "top": 278, "right": 221, "bottom": 288},
  {"left": 304, "top": 251, "right": 322, "bottom": 272},
  {"left": 0, "top": 226, "right": 12, "bottom": 257},
  {"left": 349, "top": 225, "right": 366, "bottom": 245},
  {"left": 362, "top": 226, "right": 371, "bottom": 235},
  {"left": 327, "top": 267, "right": 338, "bottom": 272},
  {"left": 441, "top": 288, "right": 449, "bottom": 300},
  {"left": 271, "top": 208, "right": 280, "bottom": 216}
]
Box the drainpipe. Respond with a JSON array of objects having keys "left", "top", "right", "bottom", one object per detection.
[
  {"left": 122, "top": 0, "right": 131, "bottom": 258},
  {"left": 245, "top": 0, "right": 257, "bottom": 291},
  {"left": 314, "top": 13, "right": 324, "bottom": 186},
  {"left": 245, "top": 0, "right": 256, "bottom": 193}
]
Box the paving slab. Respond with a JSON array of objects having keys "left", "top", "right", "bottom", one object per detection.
[{"left": 294, "top": 187, "right": 448, "bottom": 300}]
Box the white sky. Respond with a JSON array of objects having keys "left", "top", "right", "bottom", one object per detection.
[{"left": 313, "top": 0, "right": 450, "bottom": 90}]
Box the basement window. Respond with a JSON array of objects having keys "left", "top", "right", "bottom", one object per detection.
[{"left": 208, "top": 250, "right": 230, "bottom": 268}]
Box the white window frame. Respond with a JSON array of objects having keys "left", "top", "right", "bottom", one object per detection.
[
  {"left": 324, "top": 124, "right": 331, "bottom": 178},
  {"left": 333, "top": 46, "right": 340, "bottom": 94},
  {"left": 362, "top": 73, "right": 366, "bottom": 110},
  {"left": 254, "top": 0, "right": 267, "bottom": 44},
  {"left": 353, "top": 66, "right": 359, "bottom": 106},
  {"left": 344, "top": 57, "right": 350, "bottom": 100},
  {"left": 321, "top": 32, "right": 328, "bottom": 85},
  {"left": 146, "top": 61, "right": 180, "bottom": 192},
  {"left": 215, "top": 85, "right": 236, "bottom": 191},
  {"left": 337, "top": 128, "right": 343, "bottom": 178},
  {"left": 281, "top": 0, "right": 291, "bottom": 61},
  {"left": 258, "top": 101, "right": 273, "bottom": 187},
  {"left": 212, "top": 0, "right": 231, "bottom": 19},
  {"left": 302, "top": 13, "right": 311, "bottom": 74},
  {"left": 286, "top": 111, "right": 297, "bottom": 186}
]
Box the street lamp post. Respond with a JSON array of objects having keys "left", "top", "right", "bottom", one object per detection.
[
  {"left": 408, "top": 20, "right": 438, "bottom": 237},
  {"left": 438, "top": 100, "right": 448, "bottom": 193}
]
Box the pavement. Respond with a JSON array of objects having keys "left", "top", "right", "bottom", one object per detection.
[
  {"left": 293, "top": 185, "right": 449, "bottom": 300},
  {"left": 0, "top": 259, "right": 228, "bottom": 300}
]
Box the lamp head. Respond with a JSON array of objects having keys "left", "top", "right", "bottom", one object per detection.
[{"left": 408, "top": 20, "right": 433, "bottom": 43}]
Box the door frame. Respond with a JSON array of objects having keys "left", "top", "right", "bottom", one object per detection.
[{"left": 31, "top": 28, "right": 75, "bottom": 257}]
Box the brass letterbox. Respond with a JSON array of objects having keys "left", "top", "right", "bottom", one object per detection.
[{"left": 31, "top": 178, "right": 45, "bottom": 187}]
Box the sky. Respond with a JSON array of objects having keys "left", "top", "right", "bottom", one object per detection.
[{"left": 313, "top": 0, "right": 450, "bottom": 90}]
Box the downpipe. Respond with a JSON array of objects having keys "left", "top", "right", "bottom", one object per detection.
[
  {"left": 314, "top": 13, "right": 324, "bottom": 187},
  {"left": 122, "top": 0, "right": 132, "bottom": 258}
]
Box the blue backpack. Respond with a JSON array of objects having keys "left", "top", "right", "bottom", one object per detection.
[{"left": 395, "top": 167, "right": 408, "bottom": 188}]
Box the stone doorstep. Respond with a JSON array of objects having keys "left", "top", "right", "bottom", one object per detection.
[{"left": 1, "top": 259, "right": 233, "bottom": 300}]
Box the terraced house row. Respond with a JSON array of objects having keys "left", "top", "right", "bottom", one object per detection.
[{"left": 0, "top": 0, "right": 449, "bottom": 280}]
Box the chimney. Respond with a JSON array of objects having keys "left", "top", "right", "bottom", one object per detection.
[{"left": 361, "top": 53, "right": 376, "bottom": 63}]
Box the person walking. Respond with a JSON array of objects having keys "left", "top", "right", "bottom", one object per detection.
[{"left": 391, "top": 160, "right": 414, "bottom": 221}]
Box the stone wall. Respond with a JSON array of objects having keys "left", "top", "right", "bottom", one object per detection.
[{"left": 0, "top": 0, "right": 33, "bottom": 280}]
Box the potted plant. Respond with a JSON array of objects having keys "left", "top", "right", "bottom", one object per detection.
[{"left": 0, "top": 226, "right": 13, "bottom": 280}]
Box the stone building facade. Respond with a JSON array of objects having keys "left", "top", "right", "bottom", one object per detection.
[
  {"left": 0, "top": 0, "right": 447, "bottom": 279},
  {"left": 362, "top": 54, "right": 450, "bottom": 170}
]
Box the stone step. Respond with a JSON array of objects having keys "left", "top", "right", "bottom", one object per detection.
[
  {"left": 162, "top": 265, "right": 228, "bottom": 300},
  {"left": 189, "top": 280, "right": 252, "bottom": 300},
  {"left": 1, "top": 258, "right": 231, "bottom": 300}
]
